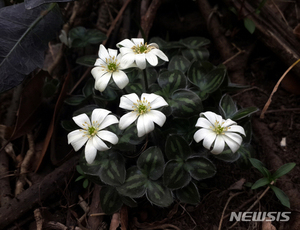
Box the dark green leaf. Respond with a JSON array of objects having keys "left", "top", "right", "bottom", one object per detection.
[
  {"left": 251, "top": 177, "right": 270, "bottom": 189},
  {"left": 75, "top": 175, "right": 84, "bottom": 182},
  {"left": 121, "top": 196, "right": 137, "bottom": 208},
  {"left": 76, "top": 55, "right": 97, "bottom": 67},
  {"left": 236, "top": 143, "right": 255, "bottom": 167},
  {"left": 213, "top": 148, "right": 241, "bottom": 162},
  {"left": 100, "top": 186, "right": 123, "bottom": 214},
  {"left": 83, "top": 78, "right": 95, "bottom": 97},
  {"left": 181, "top": 48, "right": 209, "bottom": 61},
  {"left": 219, "top": 94, "right": 238, "bottom": 119},
  {"left": 244, "top": 18, "right": 256, "bottom": 34},
  {"left": 231, "top": 107, "right": 259, "bottom": 120},
  {"left": 249, "top": 158, "right": 270, "bottom": 178},
  {"left": 272, "top": 163, "right": 296, "bottom": 180},
  {"left": 61, "top": 120, "right": 78, "bottom": 131},
  {"left": 69, "top": 27, "right": 106, "bottom": 47},
  {"left": 158, "top": 70, "right": 187, "bottom": 96},
  {"left": 64, "top": 95, "right": 86, "bottom": 106},
  {"left": 118, "top": 123, "right": 145, "bottom": 145},
  {"left": 185, "top": 157, "right": 216, "bottom": 180},
  {"left": 83, "top": 179, "right": 89, "bottom": 188},
  {"left": 270, "top": 185, "right": 290, "bottom": 208},
  {"left": 117, "top": 166, "right": 147, "bottom": 198},
  {"left": 163, "top": 160, "right": 190, "bottom": 189},
  {"left": 99, "top": 152, "right": 126, "bottom": 186},
  {"left": 72, "top": 104, "right": 99, "bottom": 117},
  {"left": 170, "top": 89, "right": 202, "bottom": 118},
  {"left": 168, "top": 55, "right": 191, "bottom": 73},
  {"left": 146, "top": 180, "right": 173, "bottom": 207},
  {"left": 180, "top": 37, "right": 211, "bottom": 49},
  {"left": 125, "top": 83, "right": 143, "bottom": 95},
  {"left": 76, "top": 165, "right": 84, "bottom": 174},
  {"left": 176, "top": 182, "right": 200, "bottom": 205},
  {"left": 137, "top": 147, "right": 165, "bottom": 180},
  {"left": 165, "top": 135, "right": 191, "bottom": 160}
]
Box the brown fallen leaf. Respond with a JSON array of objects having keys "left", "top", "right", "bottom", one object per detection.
[{"left": 262, "top": 217, "right": 276, "bottom": 230}]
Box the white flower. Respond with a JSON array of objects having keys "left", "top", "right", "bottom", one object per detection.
[
  {"left": 193, "top": 111, "right": 246, "bottom": 154},
  {"left": 119, "top": 93, "right": 168, "bottom": 137},
  {"left": 116, "top": 38, "right": 169, "bottom": 69},
  {"left": 67, "top": 108, "right": 119, "bottom": 164},
  {"left": 91, "top": 44, "right": 129, "bottom": 92},
  {"left": 59, "top": 30, "right": 72, "bottom": 47}
]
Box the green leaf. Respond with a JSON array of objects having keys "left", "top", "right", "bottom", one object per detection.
[
  {"left": 163, "top": 160, "right": 190, "bottom": 189},
  {"left": 69, "top": 26, "right": 106, "bottom": 47},
  {"left": 270, "top": 185, "right": 290, "bottom": 208},
  {"left": 99, "top": 152, "right": 126, "bottom": 186},
  {"left": 83, "top": 179, "right": 89, "bottom": 188},
  {"left": 188, "top": 61, "right": 226, "bottom": 98},
  {"left": 100, "top": 186, "right": 123, "bottom": 214},
  {"left": 176, "top": 182, "right": 200, "bottom": 205},
  {"left": 118, "top": 123, "right": 145, "bottom": 145},
  {"left": 213, "top": 148, "right": 241, "bottom": 162},
  {"left": 137, "top": 147, "right": 165, "bottom": 180},
  {"left": 76, "top": 165, "right": 84, "bottom": 174},
  {"left": 165, "top": 135, "right": 191, "bottom": 160},
  {"left": 251, "top": 177, "right": 270, "bottom": 189},
  {"left": 146, "top": 180, "right": 173, "bottom": 207},
  {"left": 181, "top": 48, "right": 210, "bottom": 61},
  {"left": 170, "top": 89, "right": 202, "bottom": 118},
  {"left": 83, "top": 78, "right": 95, "bottom": 97},
  {"left": 76, "top": 55, "right": 97, "bottom": 67},
  {"left": 231, "top": 107, "right": 259, "bottom": 120},
  {"left": 180, "top": 37, "right": 211, "bottom": 49},
  {"left": 73, "top": 104, "right": 99, "bottom": 117},
  {"left": 117, "top": 166, "right": 147, "bottom": 198},
  {"left": 272, "top": 163, "right": 296, "bottom": 180},
  {"left": 157, "top": 70, "right": 187, "bottom": 96},
  {"left": 125, "top": 83, "right": 143, "bottom": 95},
  {"left": 249, "top": 158, "right": 270, "bottom": 178},
  {"left": 244, "top": 18, "right": 256, "bottom": 34},
  {"left": 121, "top": 196, "right": 137, "bottom": 208},
  {"left": 219, "top": 94, "right": 238, "bottom": 119},
  {"left": 64, "top": 95, "right": 86, "bottom": 106},
  {"left": 168, "top": 55, "right": 191, "bottom": 73},
  {"left": 236, "top": 143, "right": 255, "bottom": 167},
  {"left": 75, "top": 175, "right": 84, "bottom": 182},
  {"left": 185, "top": 157, "right": 216, "bottom": 180}
]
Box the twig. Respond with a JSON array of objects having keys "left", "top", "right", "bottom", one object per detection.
[
  {"left": 218, "top": 192, "right": 244, "bottom": 230},
  {"left": 260, "top": 59, "right": 300, "bottom": 119},
  {"left": 228, "top": 181, "right": 274, "bottom": 229}
]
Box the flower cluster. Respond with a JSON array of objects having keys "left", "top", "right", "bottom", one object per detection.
[{"left": 67, "top": 37, "right": 246, "bottom": 165}]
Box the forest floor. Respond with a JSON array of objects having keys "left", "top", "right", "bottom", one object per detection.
[{"left": 1, "top": 0, "right": 300, "bottom": 229}]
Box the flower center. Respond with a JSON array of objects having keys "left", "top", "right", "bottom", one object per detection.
[
  {"left": 212, "top": 121, "right": 229, "bottom": 135},
  {"left": 101, "top": 56, "right": 120, "bottom": 72},
  {"left": 132, "top": 42, "right": 156, "bottom": 54},
  {"left": 133, "top": 97, "right": 151, "bottom": 115},
  {"left": 81, "top": 121, "right": 99, "bottom": 138}
]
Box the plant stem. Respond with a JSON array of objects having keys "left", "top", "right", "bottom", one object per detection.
[{"left": 142, "top": 69, "right": 148, "bottom": 92}]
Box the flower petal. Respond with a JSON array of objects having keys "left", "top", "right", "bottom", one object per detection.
[
  {"left": 120, "top": 52, "right": 135, "bottom": 68},
  {"left": 112, "top": 71, "right": 129, "bottom": 89},
  {"left": 108, "top": 48, "right": 118, "bottom": 58},
  {"left": 85, "top": 139, "right": 98, "bottom": 164},
  {"left": 226, "top": 125, "right": 246, "bottom": 136},
  {"left": 91, "top": 108, "right": 111, "bottom": 127},
  {"left": 195, "top": 117, "right": 214, "bottom": 129},
  {"left": 193, "top": 128, "right": 209, "bottom": 143},
  {"left": 211, "top": 135, "right": 225, "bottom": 154},
  {"left": 98, "top": 44, "right": 110, "bottom": 60},
  {"left": 117, "top": 39, "right": 135, "bottom": 48},
  {"left": 150, "top": 49, "right": 169, "bottom": 62},
  {"left": 98, "top": 130, "right": 119, "bottom": 145},
  {"left": 119, "top": 93, "right": 139, "bottom": 110},
  {"left": 137, "top": 114, "right": 154, "bottom": 137},
  {"left": 94, "top": 58, "right": 106, "bottom": 66},
  {"left": 202, "top": 131, "right": 217, "bottom": 150},
  {"left": 119, "top": 112, "right": 138, "bottom": 130},
  {"left": 94, "top": 72, "right": 112, "bottom": 92},
  {"left": 222, "top": 118, "right": 236, "bottom": 128},
  {"left": 201, "top": 111, "right": 219, "bottom": 125},
  {"left": 222, "top": 134, "right": 241, "bottom": 153},
  {"left": 145, "top": 52, "right": 158, "bottom": 66},
  {"left": 147, "top": 110, "right": 166, "bottom": 127},
  {"left": 135, "top": 53, "right": 146, "bottom": 69},
  {"left": 92, "top": 135, "right": 109, "bottom": 151},
  {"left": 91, "top": 67, "right": 107, "bottom": 80},
  {"left": 98, "top": 114, "right": 119, "bottom": 130},
  {"left": 148, "top": 43, "right": 159, "bottom": 49},
  {"left": 224, "top": 132, "right": 243, "bottom": 146},
  {"left": 142, "top": 93, "right": 168, "bottom": 109},
  {"left": 73, "top": 113, "right": 91, "bottom": 128},
  {"left": 67, "top": 130, "right": 88, "bottom": 151},
  {"left": 132, "top": 38, "right": 144, "bottom": 46}
]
